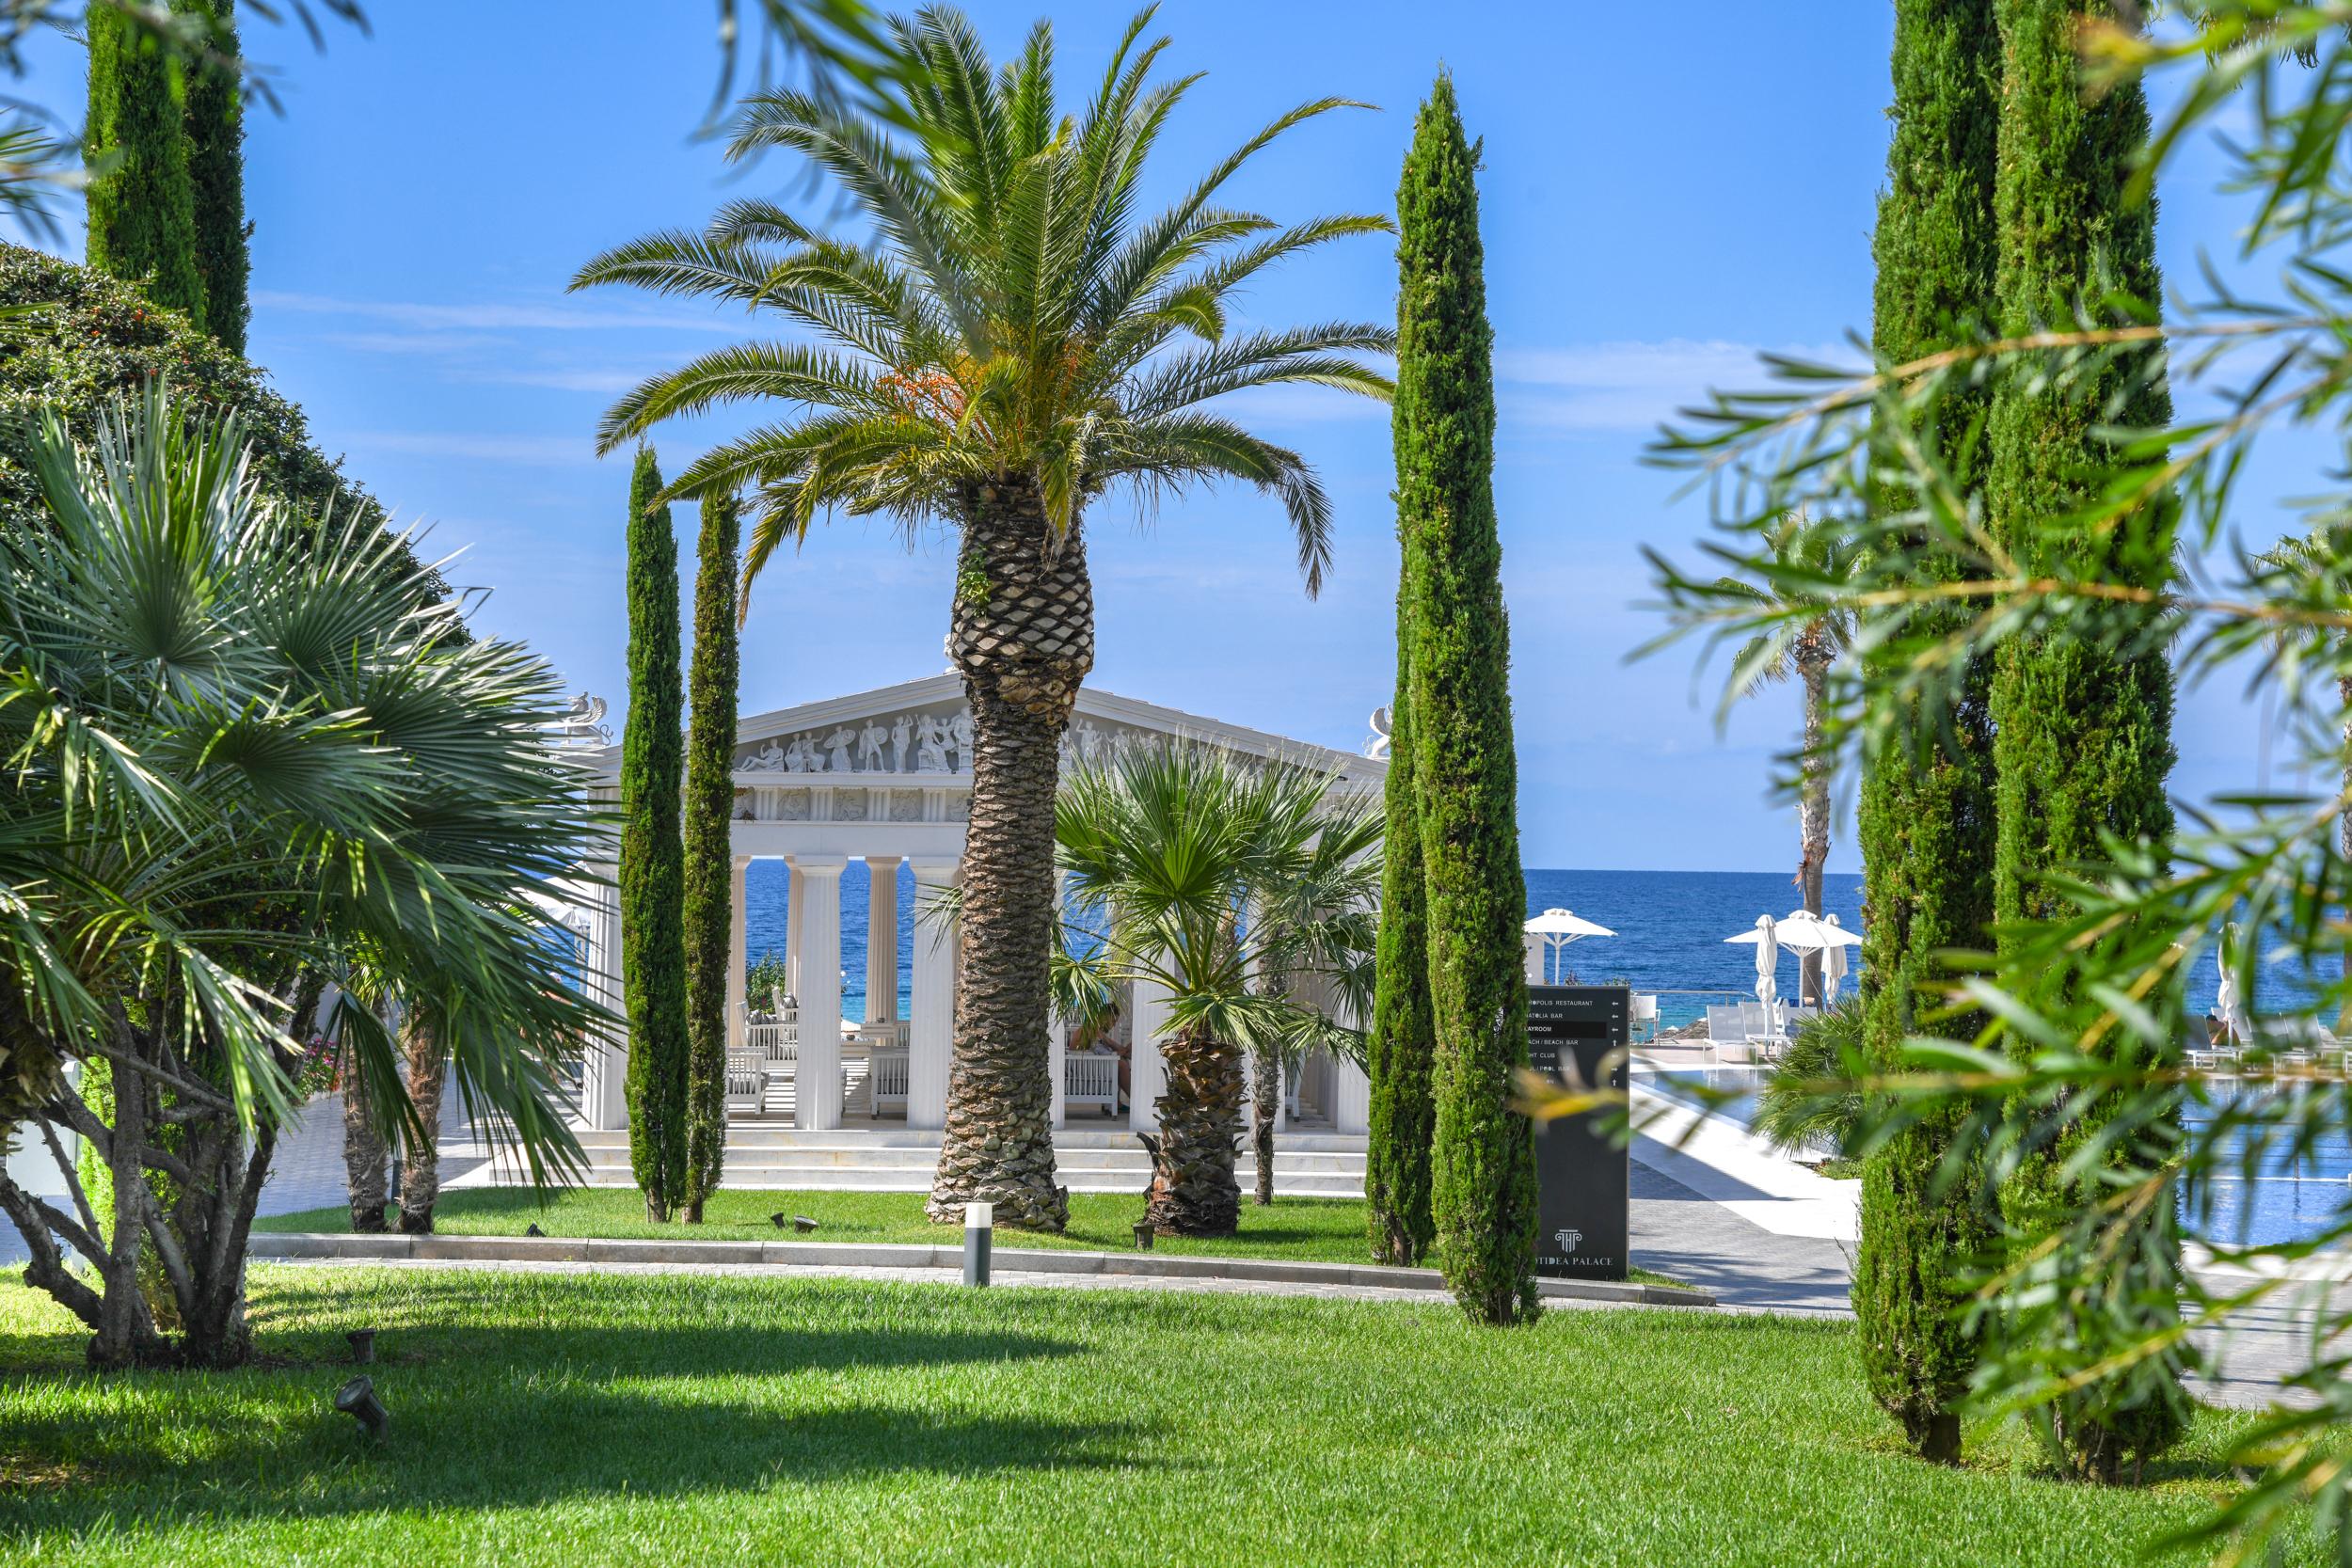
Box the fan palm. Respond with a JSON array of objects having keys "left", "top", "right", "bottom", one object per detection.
[
  {"left": 1053, "top": 742, "right": 1377, "bottom": 1235},
  {"left": 1715, "top": 512, "right": 1860, "bottom": 1005},
  {"left": 0, "top": 385, "right": 601, "bottom": 1368},
  {"left": 572, "top": 5, "right": 1393, "bottom": 1228}
]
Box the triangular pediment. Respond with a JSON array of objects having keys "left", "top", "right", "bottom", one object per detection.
[{"left": 582, "top": 673, "right": 1384, "bottom": 790}]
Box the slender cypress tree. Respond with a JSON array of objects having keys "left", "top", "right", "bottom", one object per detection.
[
  {"left": 1397, "top": 75, "right": 1537, "bottom": 1326},
  {"left": 1988, "top": 0, "right": 2185, "bottom": 1480},
  {"left": 174, "top": 0, "right": 248, "bottom": 355},
  {"left": 1364, "top": 590, "right": 1436, "bottom": 1266},
  {"left": 86, "top": 5, "right": 206, "bottom": 325},
  {"left": 1851, "top": 0, "right": 2003, "bottom": 1465},
  {"left": 679, "top": 491, "right": 742, "bottom": 1225},
  {"left": 621, "top": 448, "right": 689, "bottom": 1221}
]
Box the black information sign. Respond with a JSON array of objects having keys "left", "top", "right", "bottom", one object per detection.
[{"left": 1525, "top": 984, "right": 1630, "bottom": 1280}]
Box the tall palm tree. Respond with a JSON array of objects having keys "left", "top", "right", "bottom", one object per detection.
[
  {"left": 1052, "top": 743, "right": 1376, "bottom": 1235},
  {"left": 572, "top": 6, "right": 1392, "bottom": 1228},
  {"left": 1716, "top": 513, "right": 1859, "bottom": 1005}
]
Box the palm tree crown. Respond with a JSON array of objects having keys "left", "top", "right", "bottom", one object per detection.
[{"left": 573, "top": 4, "right": 1396, "bottom": 600}]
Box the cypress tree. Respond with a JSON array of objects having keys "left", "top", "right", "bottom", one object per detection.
[
  {"left": 679, "top": 490, "right": 742, "bottom": 1225},
  {"left": 1397, "top": 75, "right": 1538, "bottom": 1327},
  {"left": 175, "top": 0, "right": 248, "bottom": 355},
  {"left": 1988, "top": 0, "right": 2185, "bottom": 1480},
  {"left": 86, "top": 4, "right": 206, "bottom": 325},
  {"left": 1851, "top": 0, "right": 2003, "bottom": 1465},
  {"left": 621, "top": 448, "right": 689, "bottom": 1222},
  {"left": 1364, "top": 551, "right": 1437, "bottom": 1266}
]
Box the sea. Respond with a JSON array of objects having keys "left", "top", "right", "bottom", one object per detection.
[{"left": 745, "top": 863, "right": 2263, "bottom": 1030}]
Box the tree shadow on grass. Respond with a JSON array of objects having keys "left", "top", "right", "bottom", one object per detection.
[{"left": 0, "top": 1304, "right": 1150, "bottom": 1538}]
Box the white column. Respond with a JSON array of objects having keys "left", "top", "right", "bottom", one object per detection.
[
  {"left": 1044, "top": 871, "right": 1069, "bottom": 1130},
  {"left": 785, "top": 859, "right": 805, "bottom": 998},
  {"left": 907, "top": 858, "right": 959, "bottom": 1129},
  {"left": 864, "top": 856, "right": 901, "bottom": 1024},
  {"left": 727, "top": 855, "right": 749, "bottom": 1049},
  {"left": 585, "top": 867, "right": 628, "bottom": 1129},
  {"left": 794, "top": 855, "right": 847, "bottom": 1130},
  {"left": 1129, "top": 976, "right": 1170, "bottom": 1132},
  {"left": 1328, "top": 978, "right": 1369, "bottom": 1133}
]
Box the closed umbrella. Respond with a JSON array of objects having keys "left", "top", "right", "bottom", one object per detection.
[
  {"left": 1821, "top": 913, "right": 1851, "bottom": 1003},
  {"left": 2216, "top": 924, "right": 2251, "bottom": 1047},
  {"left": 1726, "top": 914, "right": 1779, "bottom": 1009}
]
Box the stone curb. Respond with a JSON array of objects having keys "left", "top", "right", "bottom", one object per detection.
[{"left": 246, "top": 1232, "right": 1715, "bottom": 1309}]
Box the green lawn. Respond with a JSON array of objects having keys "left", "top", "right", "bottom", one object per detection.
[
  {"left": 254, "top": 1187, "right": 1683, "bottom": 1287},
  {"left": 0, "top": 1269, "right": 2303, "bottom": 1567}
]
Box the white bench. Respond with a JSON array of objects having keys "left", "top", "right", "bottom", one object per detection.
[
  {"left": 1065, "top": 1051, "right": 1120, "bottom": 1117},
  {"left": 869, "top": 1048, "right": 909, "bottom": 1114},
  {"left": 724, "top": 1049, "right": 767, "bottom": 1117}
]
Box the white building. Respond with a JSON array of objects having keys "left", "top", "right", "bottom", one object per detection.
[{"left": 564, "top": 672, "right": 1384, "bottom": 1141}]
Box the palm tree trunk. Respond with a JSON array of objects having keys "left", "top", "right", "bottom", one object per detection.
[
  {"left": 89, "top": 1025, "right": 164, "bottom": 1370},
  {"left": 1797, "top": 636, "right": 1832, "bottom": 1006},
  {"left": 927, "top": 482, "right": 1092, "bottom": 1231},
  {"left": 2340, "top": 673, "right": 2351, "bottom": 861},
  {"left": 341, "top": 1052, "right": 389, "bottom": 1233},
  {"left": 396, "top": 1020, "right": 447, "bottom": 1235},
  {"left": 1149, "top": 1026, "right": 1244, "bottom": 1235},
  {"left": 1250, "top": 1042, "right": 1279, "bottom": 1206}
]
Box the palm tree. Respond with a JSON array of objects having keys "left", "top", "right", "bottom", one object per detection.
[
  {"left": 1716, "top": 512, "right": 1859, "bottom": 1006},
  {"left": 572, "top": 6, "right": 1392, "bottom": 1229},
  {"left": 2252, "top": 527, "right": 2352, "bottom": 858},
  {"left": 1052, "top": 743, "right": 1377, "bottom": 1235},
  {"left": 0, "top": 386, "right": 600, "bottom": 1367}
]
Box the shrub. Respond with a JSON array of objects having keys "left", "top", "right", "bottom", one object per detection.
[{"left": 1756, "top": 1000, "right": 1866, "bottom": 1158}]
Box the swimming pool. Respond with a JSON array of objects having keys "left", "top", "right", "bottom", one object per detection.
[{"left": 1642, "top": 1066, "right": 2352, "bottom": 1248}]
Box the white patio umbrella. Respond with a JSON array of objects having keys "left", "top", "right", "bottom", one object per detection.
[
  {"left": 1522, "top": 908, "right": 1616, "bottom": 986},
  {"left": 1725, "top": 914, "right": 1780, "bottom": 1009}
]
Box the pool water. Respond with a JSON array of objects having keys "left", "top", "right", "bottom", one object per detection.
[{"left": 1644, "top": 1067, "right": 2352, "bottom": 1249}]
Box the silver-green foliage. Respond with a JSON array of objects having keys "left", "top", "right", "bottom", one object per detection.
[{"left": 0, "top": 383, "right": 598, "bottom": 1363}]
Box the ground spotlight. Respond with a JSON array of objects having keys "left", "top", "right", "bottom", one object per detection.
[{"left": 334, "top": 1375, "right": 389, "bottom": 1439}]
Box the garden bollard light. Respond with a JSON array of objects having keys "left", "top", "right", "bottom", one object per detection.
[
  {"left": 963, "top": 1201, "right": 993, "bottom": 1287},
  {"left": 793, "top": 1215, "right": 819, "bottom": 1233},
  {"left": 346, "top": 1328, "right": 376, "bottom": 1364},
  {"left": 335, "top": 1375, "right": 389, "bottom": 1439},
  {"left": 1132, "top": 1222, "right": 1155, "bottom": 1251}
]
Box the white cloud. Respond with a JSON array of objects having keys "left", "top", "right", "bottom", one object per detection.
[
  {"left": 461, "top": 367, "right": 652, "bottom": 394},
  {"left": 338, "top": 431, "right": 605, "bottom": 467},
  {"left": 254, "top": 290, "right": 742, "bottom": 335},
  {"left": 1497, "top": 338, "right": 1860, "bottom": 435}
]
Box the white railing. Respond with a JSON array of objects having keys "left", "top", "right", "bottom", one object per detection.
[
  {"left": 1064, "top": 1051, "right": 1120, "bottom": 1116},
  {"left": 745, "top": 1017, "right": 799, "bottom": 1063}
]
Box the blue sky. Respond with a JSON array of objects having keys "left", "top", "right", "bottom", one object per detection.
[{"left": 6, "top": 3, "right": 2302, "bottom": 872}]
